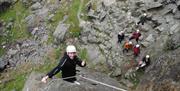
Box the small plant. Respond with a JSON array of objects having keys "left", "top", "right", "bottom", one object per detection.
[{"left": 79, "top": 48, "right": 88, "bottom": 61}]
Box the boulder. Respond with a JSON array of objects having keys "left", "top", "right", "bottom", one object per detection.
[
  {"left": 0, "top": 58, "right": 7, "bottom": 71},
  {"left": 25, "top": 14, "right": 36, "bottom": 27},
  {"left": 30, "top": 2, "right": 42, "bottom": 10},
  {"left": 23, "top": 69, "right": 125, "bottom": 91},
  {"left": 102, "top": 0, "right": 116, "bottom": 7},
  {"left": 169, "top": 23, "right": 180, "bottom": 35},
  {"left": 53, "top": 23, "right": 70, "bottom": 43}
]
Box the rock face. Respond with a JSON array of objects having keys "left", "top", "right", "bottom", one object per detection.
[
  {"left": 136, "top": 48, "right": 180, "bottom": 91},
  {"left": 78, "top": 0, "right": 180, "bottom": 89},
  {"left": 23, "top": 68, "right": 126, "bottom": 91},
  {"left": 0, "top": 57, "right": 8, "bottom": 71},
  {"left": 53, "top": 23, "right": 70, "bottom": 43}
]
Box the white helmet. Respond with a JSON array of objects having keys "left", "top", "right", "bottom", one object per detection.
[
  {"left": 66, "top": 45, "right": 77, "bottom": 53},
  {"left": 129, "top": 41, "right": 132, "bottom": 44},
  {"left": 136, "top": 29, "right": 140, "bottom": 32},
  {"left": 136, "top": 44, "right": 140, "bottom": 48},
  {"left": 143, "top": 13, "right": 147, "bottom": 16},
  {"left": 119, "top": 31, "right": 124, "bottom": 34},
  {"left": 146, "top": 55, "right": 150, "bottom": 58}
]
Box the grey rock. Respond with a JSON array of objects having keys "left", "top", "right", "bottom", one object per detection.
[
  {"left": 80, "top": 36, "right": 88, "bottom": 44},
  {"left": 174, "top": 11, "right": 180, "bottom": 19},
  {"left": 111, "top": 68, "right": 122, "bottom": 77},
  {"left": 146, "top": 34, "right": 155, "bottom": 42},
  {"left": 48, "top": 14, "right": 55, "bottom": 21},
  {"left": 141, "top": 41, "right": 149, "bottom": 47},
  {"left": 99, "top": 11, "right": 107, "bottom": 22},
  {"left": 155, "top": 24, "right": 169, "bottom": 33},
  {"left": 87, "top": 9, "right": 98, "bottom": 19},
  {"left": 23, "top": 69, "right": 124, "bottom": 91},
  {"left": 136, "top": 48, "right": 180, "bottom": 91},
  {"left": 145, "top": 2, "right": 163, "bottom": 10},
  {"left": 177, "top": 0, "right": 180, "bottom": 6},
  {"left": 0, "top": 58, "right": 7, "bottom": 71},
  {"left": 85, "top": 45, "right": 107, "bottom": 71},
  {"left": 36, "top": 8, "right": 49, "bottom": 21},
  {"left": 30, "top": 2, "right": 42, "bottom": 10},
  {"left": 25, "top": 14, "right": 36, "bottom": 27},
  {"left": 31, "top": 27, "right": 38, "bottom": 35},
  {"left": 87, "top": 35, "right": 98, "bottom": 43},
  {"left": 7, "top": 49, "right": 18, "bottom": 55},
  {"left": 53, "top": 23, "right": 70, "bottom": 43},
  {"left": 169, "top": 23, "right": 180, "bottom": 35},
  {"left": 102, "top": 0, "right": 116, "bottom": 7}
]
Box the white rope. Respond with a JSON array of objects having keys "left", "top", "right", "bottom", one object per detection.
[
  {"left": 79, "top": 75, "right": 128, "bottom": 91},
  {"left": 41, "top": 75, "right": 127, "bottom": 91},
  {"left": 42, "top": 75, "right": 79, "bottom": 91}
]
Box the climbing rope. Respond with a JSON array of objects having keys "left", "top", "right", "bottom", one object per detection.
[
  {"left": 79, "top": 75, "right": 127, "bottom": 91},
  {"left": 41, "top": 75, "right": 79, "bottom": 91},
  {"left": 39, "top": 75, "right": 127, "bottom": 91}
]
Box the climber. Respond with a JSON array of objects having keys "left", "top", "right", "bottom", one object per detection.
[
  {"left": 133, "top": 44, "right": 140, "bottom": 57},
  {"left": 41, "top": 45, "right": 86, "bottom": 84},
  {"left": 117, "top": 31, "right": 125, "bottom": 43},
  {"left": 123, "top": 41, "right": 133, "bottom": 53},
  {"left": 129, "top": 29, "right": 141, "bottom": 43},
  {"left": 136, "top": 55, "right": 150, "bottom": 70},
  {"left": 137, "top": 13, "right": 150, "bottom": 25}
]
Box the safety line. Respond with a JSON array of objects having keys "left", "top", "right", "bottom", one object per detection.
[{"left": 79, "top": 75, "right": 127, "bottom": 91}]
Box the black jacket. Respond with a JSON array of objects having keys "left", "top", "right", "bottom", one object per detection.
[
  {"left": 47, "top": 52, "right": 86, "bottom": 82},
  {"left": 142, "top": 57, "right": 150, "bottom": 66}
]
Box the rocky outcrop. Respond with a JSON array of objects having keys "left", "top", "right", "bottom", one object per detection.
[
  {"left": 78, "top": 0, "right": 180, "bottom": 88},
  {"left": 136, "top": 47, "right": 180, "bottom": 91},
  {"left": 53, "top": 23, "right": 70, "bottom": 44},
  {"left": 23, "top": 68, "right": 126, "bottom": 91}
]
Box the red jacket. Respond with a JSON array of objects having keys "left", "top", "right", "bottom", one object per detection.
[
  {"left": 132, "top": 32, "right": 141, "bottom": 39},
  {"left": 133, "top": 47, "right": 140, "bottom": 55}
]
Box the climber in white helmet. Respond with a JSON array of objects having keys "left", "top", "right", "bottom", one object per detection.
[
  {"left": 137, "top": 13, "right": 150, "bottom": 25},
  {"left": 41, "top": 45, "right": 86, "bottom": 84},
  {"left": 136, "top": 55, "right": 151, "bottom": 70}
]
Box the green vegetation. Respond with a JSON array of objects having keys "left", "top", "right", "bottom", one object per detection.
[
  {"left": 0, "top": 0, "right": 90, "bottom": 90},
  {"left": 0, "top": 45, "right": 65, "bottom": 91},
  {"left": 126, "top": 70, "right": 144, "bottom": 89},
  {"left": 48, "top": 0, "right": 89, "bottom": 39},
  {"left": 79, "top": 48, "right": 88, "bottom": 61},
  {"left": 0, "top": 1, "right": 30, "bottom": 56}
]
